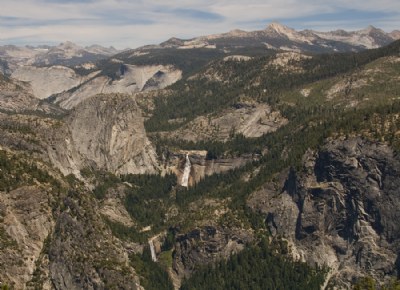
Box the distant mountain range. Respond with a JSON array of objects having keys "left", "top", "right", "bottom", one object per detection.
[
  {"left": 0, "top": 41, "right": 120, "bottom": 71},
  {"left": 158, "top": 22, "right": 400, "bottom": 53},
  {"left": 1, "top": 22, "right": 399, "bottom": 107},
  {"left": 1, "top": 22, "right": 399, "bottom": 74}
]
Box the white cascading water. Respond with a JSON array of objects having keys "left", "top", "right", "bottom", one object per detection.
[
  {"left": 149, "top": 239, "right": 157, "bottom": 262},
  {"left": 181, "top": 154, "right": 191, "bottom": 187}
]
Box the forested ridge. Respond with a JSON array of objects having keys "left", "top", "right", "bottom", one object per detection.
[
  {"left": 180, "top": 239, "right": 327, "bottom": 290},
  {"left": 144, "top": 39, "right": 400, "bottom": 133}
]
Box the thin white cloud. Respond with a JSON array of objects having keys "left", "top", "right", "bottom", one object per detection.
[{"left": 0, "top": 0, "right": 399, "bottom": 48}]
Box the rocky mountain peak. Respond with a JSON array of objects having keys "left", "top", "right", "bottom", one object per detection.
[
  {"left": 360, "top": 25, "right": 379, "bottom": 33},
  {"left": 266, "top": 22, "right": 296, "bottom": 35},
  {"left": 264, "top": 22, "right": 315, "bottom": 44},
  {"left": 358, "top": 25, "right": 386, "bottom": 36}
]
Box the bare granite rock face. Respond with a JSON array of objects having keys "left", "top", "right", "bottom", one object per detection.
[
  {"left": 99, "top": 185, "right": 135, "bottom": 227},
  {"left": 48, "top": 190, "right": 139, "bottom": 290},
  {"left": 248, "top": 137, "right": 400, "bottom": 288},
  {"left": 11, "top": 66, "right": 93, "bottom": 100},
  {"left": 165, "top": 103, "right": 288, "bottom": 142},
  {"left": 55, "top": 64, "right": 182, "bottom": 109},
  {"left": 0, "top": 186, "right": 55, "bottom": 290},
  {"left": 48, "top": 94, "right": 159, "bottom": 176},
  {"left": 10, "top": 63, "right": 181, "bottom": 110}
]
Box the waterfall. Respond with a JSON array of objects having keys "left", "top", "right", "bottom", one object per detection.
[
  {"left": 181, "top": 154, "right": 191, "bottom": 187},
  {"left": 149, "top": 239, "right": 157, "bottom": 262}
]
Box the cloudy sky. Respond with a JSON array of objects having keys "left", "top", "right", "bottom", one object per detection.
[{"left": 1, "top": 0, "right": 399, "bottom": 49}]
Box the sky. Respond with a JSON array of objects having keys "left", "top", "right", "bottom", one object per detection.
[{"left": 0, "top": 0, "right": 399, "bottom": 49}]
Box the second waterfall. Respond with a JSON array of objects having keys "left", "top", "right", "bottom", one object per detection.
[{"left": 181, "top": 154, "right": 191, "bottom": 187}]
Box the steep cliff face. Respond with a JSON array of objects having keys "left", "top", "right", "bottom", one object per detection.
[
  {"left": 48, "top": 190, "right": 140, "bottom": 290},
  {"left": 172, "top": 226, "right": 253, "bottom": 284},
  {"left": 248, "top": 137, "right": 400, "bottom": 288},
  {"left": 0, "top": 150, "right": 142, "bottom": 290},
  {"left": 164, "top": 150, "right": 256, "bottom": 186},
  {"left": 48, "top": 94, "right": 159, "bottom": 176},
  {"left": 0, "top": 186, "right": 55, "bottom": 290}
]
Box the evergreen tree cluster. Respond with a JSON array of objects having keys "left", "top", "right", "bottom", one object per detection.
[
  {"left": 122, "top": 173, "right": 177, "bottom": 229},
  {"left": 180, "top": 239, "right": 326, "bottom": 290}
]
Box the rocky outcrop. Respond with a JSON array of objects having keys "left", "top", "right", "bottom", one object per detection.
[
  {"left": 248, "top": 137, "right": 400, "bottom": 288},
  {"left": 172, "top": 226, "right": 253, "bottom": 283},
  {"left": 165, "top": 103, "right": 288, "bottom": 142},
  {"left": 0, "top": 45, "right": 42, "bottom": 70},
  {"left": 99, "top": 185, "right": 135, "bottom": 227},
  {"left": 48, "top": 94, "right": 159, "bottom": 176}
]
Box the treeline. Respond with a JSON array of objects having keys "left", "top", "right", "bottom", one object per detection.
[{"left": 180, "top": 239, "right": 326, "bottom": 290}]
